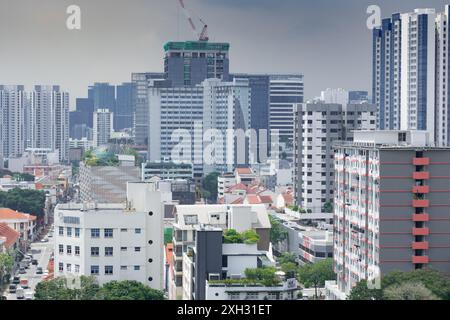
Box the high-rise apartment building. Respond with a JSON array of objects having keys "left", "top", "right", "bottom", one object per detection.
[
  {"left": 131, "top": 72, "right": 165, "bottom": 146},
  {"left": 372, "top": 7, "right": 450, "bottom": 146},
  {"left": 330, "top": 130, "right": 450, "bottom": 299},
  {"left": 0, "top": 85, "right": 27, "bottom": 158},
  {"left": 293, "top": 103, "right": 377, "bottom": 211},
  {"left": 320, "top": 88, "right": 349, "bottom": 106},
  {"left": 148, "top": 78, "right": 250, "bottom": 177},
  {"left": 93, "top": 109, "right": 113, "bottom": 148},
  {"left": 269, "top": 75, "right": 304, "bottom": 162},
  {"left": 30, "top": 85, "right": 69, "bottom": 162},
  {"left": 164, "top": 41, "right": 230, "bottom": 87}
]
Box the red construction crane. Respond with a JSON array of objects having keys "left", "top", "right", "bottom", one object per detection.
[{"left": 177, "top": 0, "right": 209, "bottom": 41}]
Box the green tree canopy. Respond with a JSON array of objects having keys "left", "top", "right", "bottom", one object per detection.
[
  {"left": 202, "top": 172, "right": 220, "bottom": 202},
  {"left": 0, "top": 251, "right": 14, "bottom": 286},
  {"left": 279, "top": 252, "right": 297, "bottom": 265},
  {"left": 0, "top": 188, "right": 46, "bottom": 218},
  {"left": 297, "top": 258, "right": 336, "bottom": 298},
  {"left": 383, "top": 281, "right": 440, "bottom": 300},
  {"left": 95, "top": 280, "right": 165, "bottom": 300},
  {"left": 223, "top": 229, "right": 260, "bottom": 244},
  {"left": 269, "top": 215, "right": 288, "bottom": 244},
  {"left": 245, "top": 267, "right": 280, "bottom": 287}
]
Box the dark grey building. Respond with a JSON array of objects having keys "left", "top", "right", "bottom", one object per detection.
[
  {"left": 164, "top": 41, "right": 230, "bottom": 87},
  {"left": 88, "top": 83, "right": 116, "bottom": 112},
  {"left": 115, "top": 82, "right": 135, "bottom": 130}
]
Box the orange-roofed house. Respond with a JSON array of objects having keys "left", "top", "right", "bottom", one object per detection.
[
  {"left": 0, "top": 208, "right": 37, "bottom": 247},
  {"left": 235, "top": 167, "right": 256, "bottom": 185},
  {"left": 0, "top": 222, "right": 20, "bottom": 252}
]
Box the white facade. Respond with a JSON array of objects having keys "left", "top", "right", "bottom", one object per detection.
[
  {"left": 294, "top": 103, "right": 377, "bottom": 211},
  {"left": 320, "top": 88, "right": 349, "bottom": 106},
  {"left": 217, "top": 173, "right": 237, "bottom": 198},
  {"left": 0, "top": 85, "right": 27, "bottom": 158},
  {"left": 54, "top": 182, "right": 165, "bottom": 289},
  {"left": 30, "top": 86, "right": 69, "bottom": 162},
  {"left": 93, "top": 109, "right": 113, "bottom": 148}
]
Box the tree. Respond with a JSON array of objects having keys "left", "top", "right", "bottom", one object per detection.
[
  {"left": 279, "top": 252, "right": 297, "bottom": 265},
  {"left": 281, "top": 262, "right": 298, "bottom": 278},
  {"left": 202, "top": 172, "right": 220, "bottom": 202},
  {"left": 35, "top": 276, "right": 99, "bottom": 300},
  {"left": 241, "top": 229, "right": 260, "bottom": 244},
  {"left": 383, "top": 281, "right": 440, "bottom": 300},
  {"left": 347, "top": 280, "right": 383, "bottom": 300},
  {"left": 0, "top": 188, "right": 46, "bottom": 218},
  {"left": 223, "top": 229, "right": 260, "bottom": 244},
  {"left": 245, "top": 267, "right": 280, "bottom": 287},
  {"left": 0, "top": 252, "right": 13, "bottom": 287},
  {"left": 323, "top": 202, "right": 333, "bottom": 213},
  {"left": 269, "top": 215, "right": 288, "bottom": 244},
  {"left": 95, "top": 281, "right": 165, "bottom": 300},
  {"left": 297, "top": 259, "right": 336, "bottom": 298}
]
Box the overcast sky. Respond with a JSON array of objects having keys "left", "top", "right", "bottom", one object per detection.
[{"left": 1, "top": 0, "right": 449, "bottom": 108}]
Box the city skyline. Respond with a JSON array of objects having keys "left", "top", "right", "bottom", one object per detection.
[{"left": 2, "top": 0, "right": 450, "bottom": 107}]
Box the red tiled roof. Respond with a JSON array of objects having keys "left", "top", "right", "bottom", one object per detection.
[
  {"left": 227, "top": 183, "right": 247, "bottom": 192},
  {"left": 0, "top": 222, "right": 20, "bottom": 249},
  {"left": 259, "top": 195, "right": 273, "bottom": 204},
  {"left": 231, "top": 197, "right": 244, "bottom": 204},
  {"left": 235, "top": 167, "right": 252, "bottom": 175},
  {"left": 246, "top": 194, "right": 262, "bottom": 204},
  {"left": 0, "top": 208, "right": 37, "bottom": 221}
]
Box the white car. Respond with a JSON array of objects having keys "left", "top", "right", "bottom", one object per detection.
[{"left": 24, "top": 290, "right": 34, "bottom": 300}]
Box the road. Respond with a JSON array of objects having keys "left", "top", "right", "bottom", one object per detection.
[{"left": 4, "top": 233, "right": 54, "bottom": 300}]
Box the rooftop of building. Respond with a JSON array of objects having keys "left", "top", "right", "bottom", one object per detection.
[
  {"left": 163, "top": 41, "right": 230, "bottom": 52},
  {"left": 0, "top": 223, "right": 20, "bottom": 249},
  {"left": 0, "top": 208, "right": 37, "bottom": 221}
]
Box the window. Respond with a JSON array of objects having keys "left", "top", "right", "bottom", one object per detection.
[
  {"left": 59, "top": 263, "right": 63, "bottom": 272},
  {"left": 105, "top": 266, "right": 113, "bottom": 275},
  {"left": 134, "top": 247, "right": 141, "bottom": 252},
  {"left": 104, "top": 229, "right": 113, "bottom": 238},
  {"left": 75, "top": 228, "right": 80, "bottom": 238},
  {"left": 67, "top": 227, "right": 72, "bottom": 237},
  {"left": 75, "top": 246, "right": 80, "bottom": 256},
  {"left": 135, "top": 228, "right": 141, "bottom": 234},
  {"left": 105, "top": 247, "right": 113, "bottom": 257},
  {"left": 121, "top": 266, "right": 127, "bottom": 271},
  {"left": 91, "top": 229, "right": 100, "bottom": 238},
  {"left": 91, "top": 265, "right": 99, "bottom": 275},
  {"left": 121, "top": 247, "right": 127, "bottom": 252},
  {"left": 59, "top": 244, "right": 64, "bottom": 254},
  {"left": 246, "top": 292, "right": 258, "bottom": 300},
  {"left": 75, "top": 265, "right": 80, "bottom": 273},
  {"left": 91, "top": 247, "right": 99, "bottom": 257},
  {"left": 67, "top": 245, "right": 72, "bottom": 255},
  {"left": 229, "top": 293, "right": 240, "bottom": 300},
  {"left": 120, "top": 228, "right": 127, "bottom": 232},
  {"left": 67, "top": 264, "right": 71, "bottom": 272},
  {"left": 134, "top": 266, "right": 140, "bottom": 271},
  {"left": 59, "top": 227, "right": 64, "bottom": 236}
]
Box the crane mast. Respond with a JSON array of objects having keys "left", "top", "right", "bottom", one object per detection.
[{"left": 177, "top": 0, "right": 209, "bottom": 41}]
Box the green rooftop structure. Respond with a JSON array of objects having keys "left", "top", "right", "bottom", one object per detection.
[{"left": 163, "top": 40, "right": 230, "bottom": 86}]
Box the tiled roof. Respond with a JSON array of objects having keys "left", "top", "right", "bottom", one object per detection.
[
  {"left": 246, "top": 195, "right": 262, "bottom": 204},
  {"left": 0, "top": 222, "right": 20, "bottom": 249},
  {"left": 235, "top": 168, "right": 252, "bottom": 175},
  {"left": 259, "top": 195, "right": 273, "bottom": 204},
  {"left": 0, "top": 208, "right": 37, "bottom": 221},
  {"left": 231, "top": 197, "right": 244, "bottom": 204}
]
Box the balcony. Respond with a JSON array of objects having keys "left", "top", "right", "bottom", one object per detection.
[
  {"left": 412, "top": 242, "right": 429, "bottom": 250},
  {"left": 412, "top": 256, "right": 429, "bottom": 264},
  {"left": 412, "top": 186, "right": 429, "bottom": 194},
  {"left": 413, "top": 158, "right": 430, "bottom": 166},
  {"left": 412, "top": 214, "right": 429, "bottom": 222},
  {"left": 413, "top": 172, "right": 430, "bottom": 180},
  {"left": 412, "top": 228, "right": 429, "bottom": 236},
  {"left": 412, "top": 199, "right": 429, "bottom": 208}
]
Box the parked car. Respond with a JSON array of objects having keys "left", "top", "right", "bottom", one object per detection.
[
  {"left": 16, "top": 287, "right": 24, "bottom": 300},
  {"left": 31, "top": 259, "right": 38, "bottom": 266},
  {"left": 20, "top": 279, "right": 29, "bottom": 289},
  {"left": 36, "top": 267, "right": 43, "bottom": 275},
  {"left": 8, "top": 284, "right": 17, "bottom": 294},
  {"left": 19, "top": 267, "right": 26, "bottom": 274},
  {"left": 24, "top": 290, "right": 34, "bottom": 300},
  {"left": 12, "top": 276, "right": 20, "bottom": 285}
]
